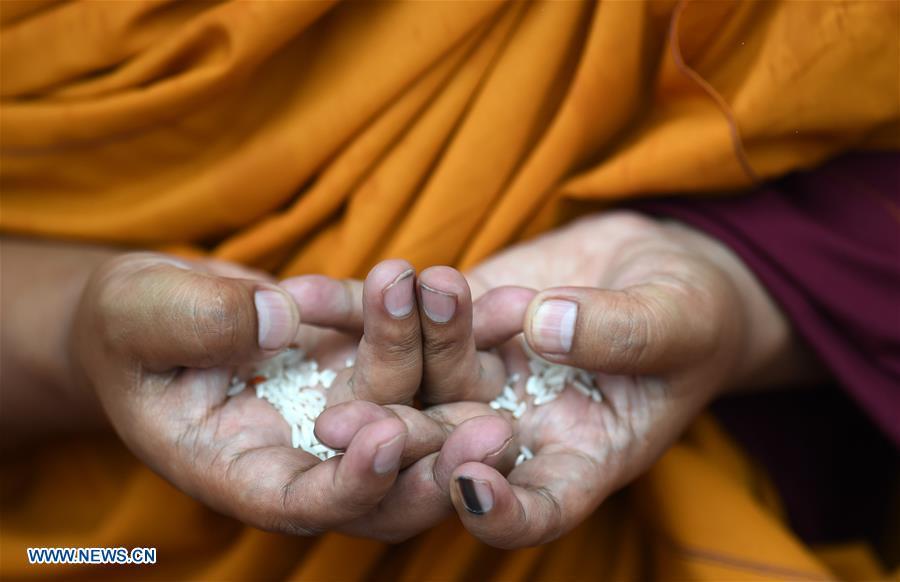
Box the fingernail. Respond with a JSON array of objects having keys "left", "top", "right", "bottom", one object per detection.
[
  {"left": 457, "top": 477, "right": 493, "bottom": 515},
  {"left": 483, "top": 436, "right": 513, "bottom": 461},
  {"left": 420, "top": 283, "right": 457, "bottom": 323},
  {"left": 255, "top": 289, "right": 296, "bottom": 350},
  {"left": 532, "top": 299, "right": 577, "bottom": 354},
  {"left": 383, "top": 269, "right": 415, "bottom": 319},
  {"left": 373, "top": 433, "right": 405, "bottom": 475}
]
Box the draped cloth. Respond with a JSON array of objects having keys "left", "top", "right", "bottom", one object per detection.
[
  {"left": 639, "top": 152, "right": 900, "bottom": 448},
  {"left": 1, "top": 1, "right": 897, "bottom": 579}
]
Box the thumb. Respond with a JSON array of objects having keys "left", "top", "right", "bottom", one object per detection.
[
  {"left": 523, "top": 285, "right": 706, "bottom": 374},
  {"left": 90, "top": 254, "right": 299, "bottom": 372}
]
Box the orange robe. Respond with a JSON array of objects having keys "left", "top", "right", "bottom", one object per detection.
[{"left": 1, "top": 1, "right": 897, "bottom": 579}]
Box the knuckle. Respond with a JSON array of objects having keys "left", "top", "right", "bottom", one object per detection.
[
  {"left": 90, "top": 254, "right": 163, "bottom": 345},
  {"left": 582, "top": 294, "right": 654, "bottom": 372},
  {"left": 423, "top": 333, "right": 461, "bottom": 359},
  {"left": 423, "top": 367, "right": 477, "bottom": 404},
  {"left": 378, "top": 333, "right": 421, "bottom": 363},
  {"left": 185, "top": 279, "right": 246, "bottom": 363},
  {"left": 614, "top": 305, "right": 653, "bottom": 370},
  {"left": 333, "top": 492, "right": 380, "bottom": 518}
]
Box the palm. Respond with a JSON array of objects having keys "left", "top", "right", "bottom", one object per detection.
[
  {"left": 156, "top": 319, "right": 508, "bottom": 540},
  {"left": 135, "top": 325, "right": 361, "bottom": 531},
  {"left": 496, "top": 336, "right": 672, "bottom": 491},
  {"left": 460, "top": 212, "right": 741, "bottom": 532},
  {"left": 184, "top": 327, "right": 358, "bottom": 456}
]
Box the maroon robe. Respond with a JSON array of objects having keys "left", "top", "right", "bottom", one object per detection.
[{"left": 635, "top": 152, "right": 899, "bottom": 550}]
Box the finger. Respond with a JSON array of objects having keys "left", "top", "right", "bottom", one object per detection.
[
  {"left": 314, "top": 400, "right": 391, "bottom": 449},
  {"left": 223, "top": 416, "right": 408, "bottom": 534},
  {"left": 450, "top": 448, "right": 603, "bottom": 549},
  {"left": 339, "top": 411, "right": 515, "bottom": 542},
  {"left": 90, "top": 253, "right": 299, "bottom": 372},
  {"left": 314, "top": 398, "right": 515, "bottom": 472},
  {"left": 524, "top": 285, "right": 708, "bottom": 374},
  {"left": 315, "top": 400, "right": 446, "bottom": 468},
  {"left": 472, "top": 286, "right": 536, "bottom": 349},
  {"left": 417, "top": 266, "right": 507, "bottom": 404},
  {"left": 330, "top": 260, "right": 422, "bottom": 405},
  {"left": 431, "top": 414, "right": 514, "bottom": 485},
  {"left": 280, "top": 275, "right": 364, "bottom": 333}
]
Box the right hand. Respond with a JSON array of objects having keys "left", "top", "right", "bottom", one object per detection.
[{"left": 72, "top": 254, "right": 512, "bottom": 541}]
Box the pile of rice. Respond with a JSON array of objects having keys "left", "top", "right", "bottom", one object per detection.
[
  {"left": 229, "top": 344, "right": 603, "bottom": 467},
  {"left": 227, "top": 349, "right": 340, "bottom": 461},
  {"left": 489, "top": 347, "right": 603, "bottom": 465}
]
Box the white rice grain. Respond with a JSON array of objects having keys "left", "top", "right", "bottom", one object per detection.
[
  {"left": 226, "top": 378, "right": 246, "bottom": 397},
  {"left": 513, "top": 401, "right": 527, "bottom": 419},
  {"left": 232, "top": 349, "right": 339, "bottom": 461},
  {"left": 515, "top": 445, "right": 534, "bottom": 466},
  {"left": 572, "top": 379, "right": 592, "bottom": 397}
]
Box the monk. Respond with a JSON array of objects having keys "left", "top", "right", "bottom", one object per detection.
[{"left": 1, "top": 0, "right": 898, "bottom": 579}]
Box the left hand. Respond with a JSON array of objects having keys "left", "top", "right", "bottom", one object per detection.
[{"left": 442, "top": 211, "right": 800, "bottom": 548}]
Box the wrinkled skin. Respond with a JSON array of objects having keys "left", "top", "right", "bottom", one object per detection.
[
  {"left": 73, "top": 256, "right": 511, "bottom": 541},
  {"left": 440, "top": 211, "right": 793, "bottom": 548},
  {"left": 66, "top": 210, "right": 792, "bottom": 547}
]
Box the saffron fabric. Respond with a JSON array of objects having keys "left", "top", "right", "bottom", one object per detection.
[{"left": 1, "top": 1, "right": 898, "bottom": 580}]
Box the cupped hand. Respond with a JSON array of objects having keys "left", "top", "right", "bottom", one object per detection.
[
  {"left": 73, "top": 254, "right": 511, "bottom": 541},
  {"left": 442, "top": 211, "right": 794, "bottom": 548}
]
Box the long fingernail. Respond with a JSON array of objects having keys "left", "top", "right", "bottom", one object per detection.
[
  {"left": 383, "top": 269, "right": 415, "bottom": 319},
  {"left": 420, "top": 283, "right": 457, "bottom": 323},
  {"left": 373, "top": 433, "right": 405, "bottom": 475},
  {"left": 255, "top": 289, "right": 296, "bottom": 350},
  {"left": 532, "top": 299, "right": 577, "bottom": 354},
  {"left": 457, "top": 477, "right": 493, "bottom": 515}
]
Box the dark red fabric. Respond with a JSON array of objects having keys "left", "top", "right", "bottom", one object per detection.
[{"left": 636, "top": 152, "right": 900, "bottom": 447}]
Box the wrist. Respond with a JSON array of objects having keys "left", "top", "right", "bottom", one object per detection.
[
  {"left": 1, "top": 238, "right": 116, "bottom": 439},
  {"left": 661, "top": 220, "right": 812, "bottom": 391}
]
